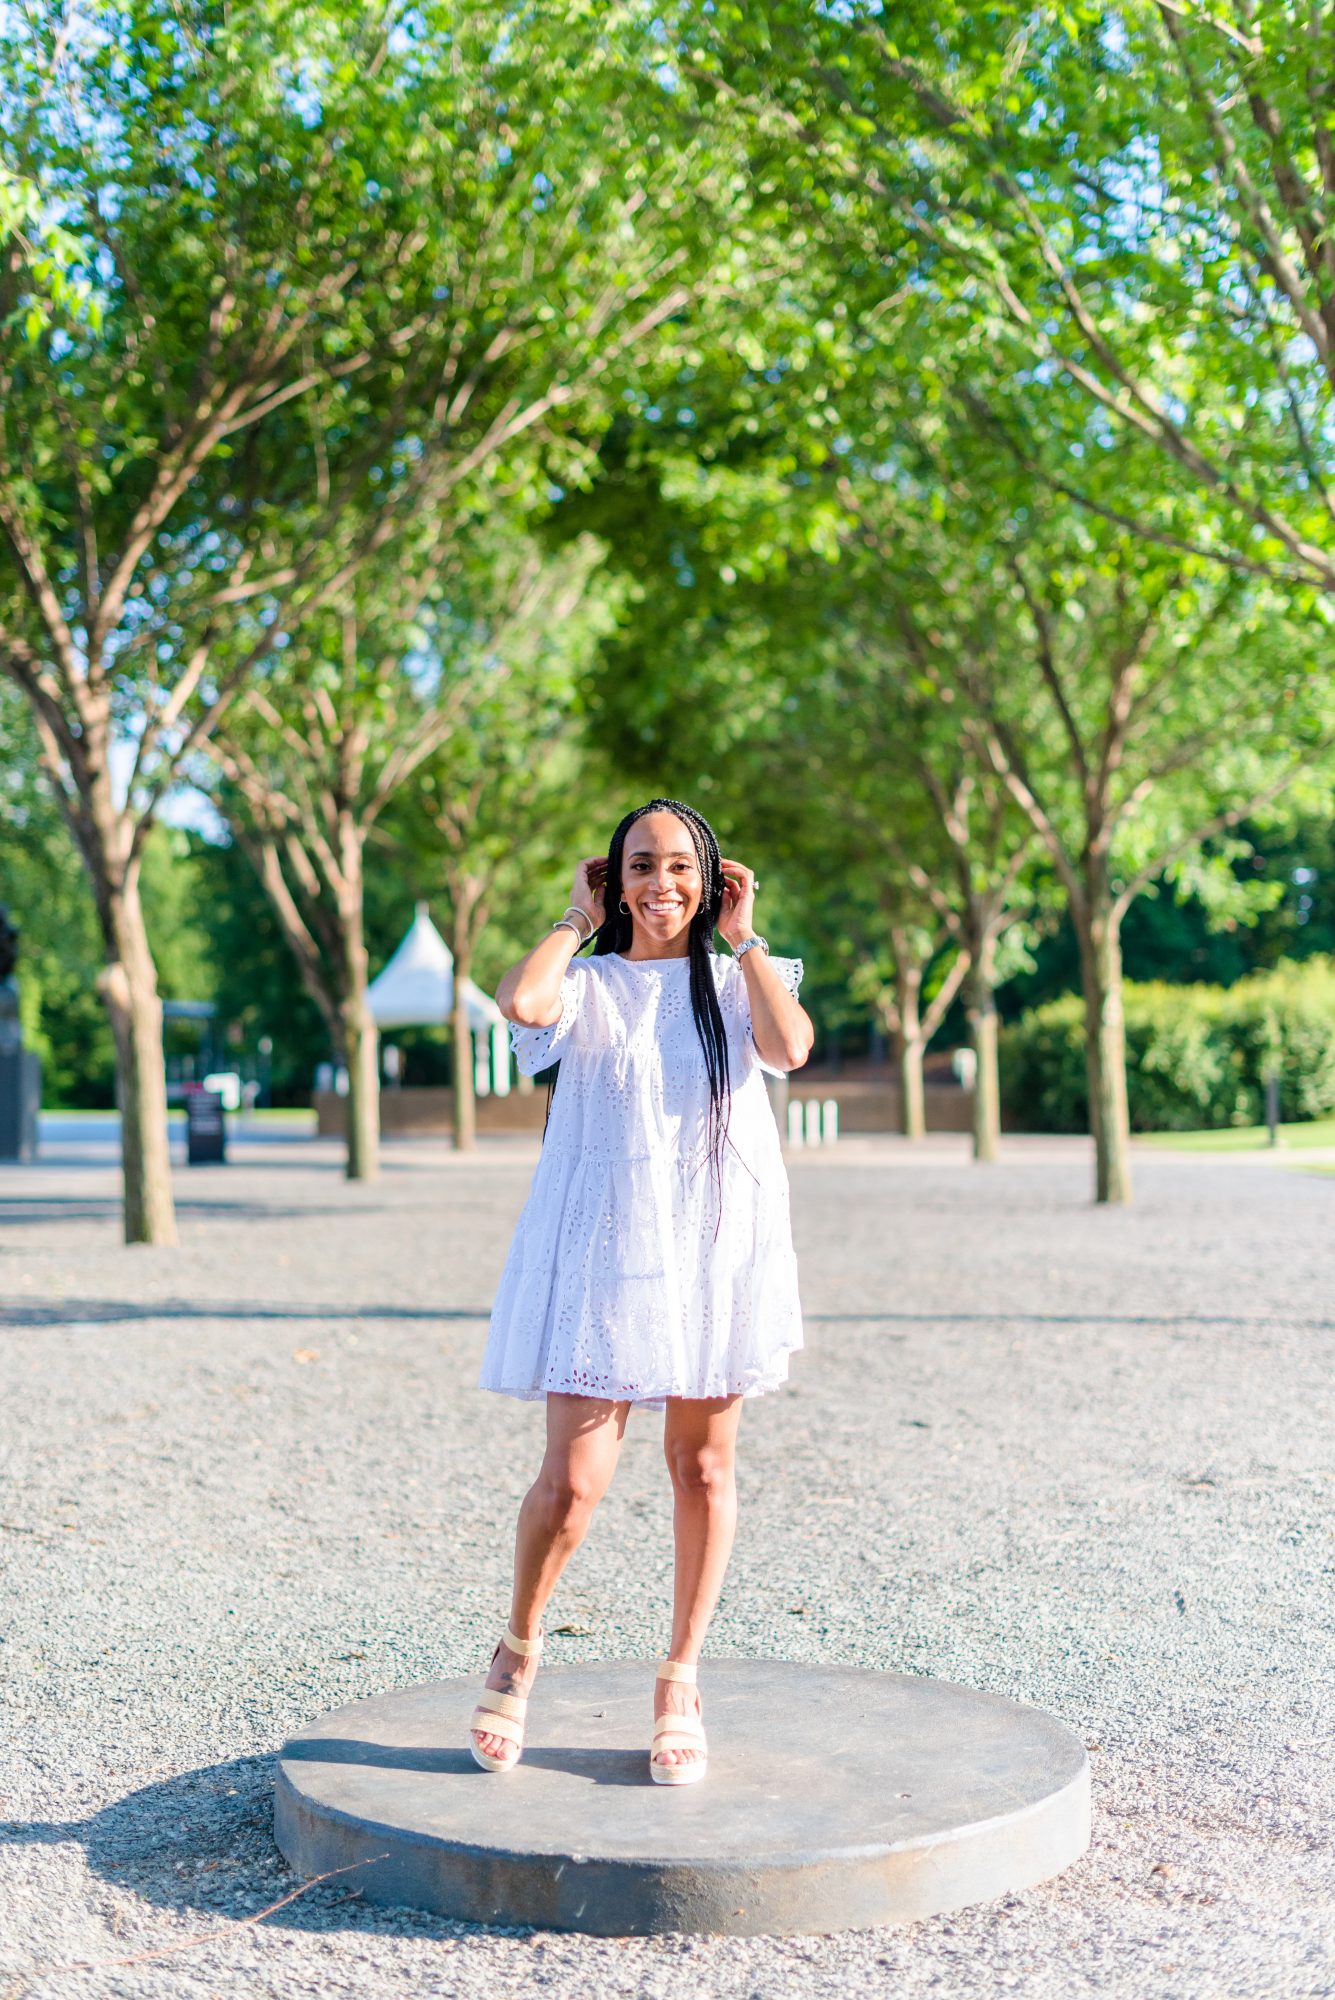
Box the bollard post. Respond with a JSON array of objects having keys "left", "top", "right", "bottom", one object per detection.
[
  {"left": 491, "top": 1020, "right": 511, "bottom": 1098},
  {"left": 768, "top": 1070, "right": 789, "bottom": 1141},
  {"left": 786, "top": 1100, "right": 805, "bottom": 1148},
  {"left": 1265, "top": 1067, "right": 1280, "bottom": 1147},
  {"left": 822, "top": 1098, "right": 839, "bottom": 1144},
  {"left": 804, "top": 1099, "right": 822, "bottom": 1146}
]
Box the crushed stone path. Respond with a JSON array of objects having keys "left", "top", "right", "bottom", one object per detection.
[{"left": 1, "top": 1130, "right": 1332, "bottom": 1999}]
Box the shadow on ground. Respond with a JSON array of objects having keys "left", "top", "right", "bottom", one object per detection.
[
  {"left": 283, "top": 1736, "right": 648, "bottom": 1787},
  {"left": 0, "top": 1300, "right": 491, "bottom": 1327},
  {"left": 0, "top": 1754, "right": 484, "bottom": 1947},
  {"left": 4, "top": 1298, "right": 1331, "bottom": 1332},
  {"left": 1, "top": 1197, "right": 386, "bottom": 1225}
]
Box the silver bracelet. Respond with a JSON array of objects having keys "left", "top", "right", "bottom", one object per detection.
[
  {"left": 734, "top": 935, "right": 769, "bottom": 962},
  {"left": 553, "top": 906, "right": 593, "bottom": 944}
]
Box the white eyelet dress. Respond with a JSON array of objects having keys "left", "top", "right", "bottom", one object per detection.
[{"left": 479, "top": 950, "right": 805, "bottom": 1407}]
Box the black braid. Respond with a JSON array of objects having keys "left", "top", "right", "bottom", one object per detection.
[{"left": 593, "top": 798, "right": 732, "bottom": 1204}]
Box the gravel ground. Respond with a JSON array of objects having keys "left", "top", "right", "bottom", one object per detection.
[{"left": 1, "top": 1128, "right": 1332, "bottom": 2000}]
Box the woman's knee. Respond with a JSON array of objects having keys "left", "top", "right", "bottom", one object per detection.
[
  {"left": 530, "top": 1463, "right": 605, "bottom": 1537},
  {"left": 666, "top": 1441, "right": 735, "bottom": 1504}
]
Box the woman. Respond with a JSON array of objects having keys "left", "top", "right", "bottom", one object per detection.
[{"left": 471, "top": 798, "right": 813, "bottom": 1784}]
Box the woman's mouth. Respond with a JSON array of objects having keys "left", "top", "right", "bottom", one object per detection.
[{"left": 643, "top": 898, "right": 683, "bottom": 915}]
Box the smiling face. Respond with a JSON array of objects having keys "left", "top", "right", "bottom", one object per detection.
[{"left": 620, "top": 811, "right": 704, "bottom": 953}]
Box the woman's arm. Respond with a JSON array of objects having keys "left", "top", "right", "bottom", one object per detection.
[
  {"left": 719, "top": 858, "right": 814, "bottom": 1073},
  {"left": 495, "top": 858, "right": 605, "bottom": 1027},
  {"left": 739, "top": 946, "right": 814, "bottom": 1072}
]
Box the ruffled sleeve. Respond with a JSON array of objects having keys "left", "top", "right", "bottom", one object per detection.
[
  {"left": 508, "top": 963, "right": 587, "bottom": 1077},
  {"left": 765, "top": 955, "right": 804, "bottom": 1000},
  {"left": 737, "top": 953, "right": 805, "bottom": 1077}
]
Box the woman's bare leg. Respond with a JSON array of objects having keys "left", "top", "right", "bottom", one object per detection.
[
  {"left": 656, "top": 1395, "right": 744, "bottom": 1769},
  {"left": 473, "top": 1393, "right": 628, "bottom": 1761}
]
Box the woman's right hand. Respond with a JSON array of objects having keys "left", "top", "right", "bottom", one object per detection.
[
  {"left": 571, "top": 856, "right": 607, "bottom": 933},
  {"left": 499, "top": 856, "right": 608, "bottom": 1024}
]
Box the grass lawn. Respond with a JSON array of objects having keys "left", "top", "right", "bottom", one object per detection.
[{"left": 1142, "top": 1118, "right": 1335, "bottom": 1153}]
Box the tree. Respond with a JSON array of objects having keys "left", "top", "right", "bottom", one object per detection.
[
  {"left": 870, "top": 437, "right": 1334, "bottom": 1201},
  {"left": 178, "top": 825, "right": 334, "bottom": 1109},
  {"left": 0, "top": 681, "right": 112, "bottom": 1099},
  {"left": 693, "top": 3, "right": 1335, "bottom": 595},
  {"left": 0, "top": 0, "right": 726, "bottom": 1238},
  {"left": 209, "top": 528, "right": 606, "bottom": 1176},
  {"left": 393, "top": 625, "right": 620, "bottom": 1151},
  {"left": 1, "top": 681, "right": 227, "bottom": 1106},
  {"left": 852, "top": 898, "right": 970, "bottom": 1143},
  {"left": 776, "top": 529, "right": 1038, "bottom": 1157},
  {"left": 870, "top": 735, "right": 1032, "bottom": 1160},
  {"left": 683, "top": 675, "right": 964, "bottom": 1130}
]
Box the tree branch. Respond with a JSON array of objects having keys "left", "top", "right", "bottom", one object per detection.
[
  {"left": 1154, "top": 0, "right": 1260, "bottom": 56},
  {"left": 809, "top": 40, "right": 1335, "bottom": 589},
  {"left": 1009, "top": 554, "right": 1091, "bottom": 791},
  {"left": 0, "top": 492, "right": 85, "bottom": 695},
  {"left": 1160, "top": 7, "right": 1331, "bottom": 375},
  {"left": 234, "top": 821, "right": 341, "bottom": 1041},
  {"left": 1113, "top": 737, "right": 1334, "bottom": 915},
  {"left": 922, "top": 944, "right": 971, "bottom": 1042}
]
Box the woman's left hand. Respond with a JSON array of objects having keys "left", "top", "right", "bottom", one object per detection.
[{"left": 718, "top": 857, "right": 759, "bottom": 950}]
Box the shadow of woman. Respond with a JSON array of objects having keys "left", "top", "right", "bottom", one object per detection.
[
  {"left": 1, "top": 1736, "right": 651, "bottom": 1955},
  {"left": 1, "top": 1752, "right": 427, "bottom": 1944},
  {"left": 283, "top": 1734, "right": 648, "bottom": 1786}
]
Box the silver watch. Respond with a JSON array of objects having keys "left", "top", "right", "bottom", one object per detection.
[{"left": 734, "top": 935, "right": 769, "bottom": 962}]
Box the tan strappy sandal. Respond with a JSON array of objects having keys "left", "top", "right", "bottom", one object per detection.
[
  {"left": 650, "top": 1657, "right": 708, "bottom": 1786},
  {"left": 469, "top": 1626, "right": 543, "bottom": 1773}
]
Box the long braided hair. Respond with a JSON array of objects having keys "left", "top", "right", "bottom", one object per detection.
[{"left": 592, "top": 799, "right": 732, "bottom": 1196}]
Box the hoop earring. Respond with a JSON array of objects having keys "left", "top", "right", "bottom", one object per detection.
[{"left": 619, "top": 898, "right": 630, "bottom": 915}]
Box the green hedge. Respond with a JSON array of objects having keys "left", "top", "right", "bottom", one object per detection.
[{"left": 1002, "top": 958, "right": 1335, "bottom": 1133}]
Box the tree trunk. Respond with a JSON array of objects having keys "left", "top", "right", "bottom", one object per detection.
[
  {"left": 1074, "top": 892, "right": 1132, "bottom": 1205},
  {"left": 338, "top": 831, "right": 378, "bottom": 1181},
  {"left": 896, "top": 960, "right": 927, "bottom": 1140},
  {"left": 78, "top": 783, "right": 176, "bottom": 1245},
  {"left": 447, "top": 886, "right": 486, "bottom": 1152},
  {"left": 97, "top": 869, "right": 177, "bottom": 1246},
  {"left": 451, "top": 986, "right": 476, "bottom": 1154},
  {"left": 965, "top": 922, "right": 1001, "bottom": 1164},
  {"left": 342, "top": 995, "right": 379, "bottom": 1180}
]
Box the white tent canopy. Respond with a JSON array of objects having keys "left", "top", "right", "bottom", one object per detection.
[{"left": 366, "top": 904, "right": 504, "bottom": 1032}]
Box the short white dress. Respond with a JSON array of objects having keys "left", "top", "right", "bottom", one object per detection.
[{"left": 479, "top": 950, "right": 805, "bottom": 1406}]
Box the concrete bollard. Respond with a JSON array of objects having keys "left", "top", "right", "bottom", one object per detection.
[
  {"left": 491, "top": 1020, "right": 511, "bottom": 1098},
  {"left": 804, "top": 1099, "right": 822, "bottom": 1146},
  {"left": 786, "top": 1101, "right": 805, "bottom": 1147},
  {"left": 822, "top": 1097, "right": 839, "bottom": 1144}
]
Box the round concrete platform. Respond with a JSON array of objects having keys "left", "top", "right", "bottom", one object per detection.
[{"left": 274, "top": 1660, "right": 1090, "bottom": 1936}]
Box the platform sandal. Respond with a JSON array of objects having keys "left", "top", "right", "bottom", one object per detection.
[
  {"left": 469, "top": 1627, "right": 543, "bottom": 1773},
  {"left": 650, "top": 1658, "right": 708, "bottom": 1787}
]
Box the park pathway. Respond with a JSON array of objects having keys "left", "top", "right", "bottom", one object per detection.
[{"left": 1, "top": 1133, "right": 1332, "bottom": 1999}]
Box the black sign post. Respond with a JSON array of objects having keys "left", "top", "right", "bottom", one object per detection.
[
  {"left": 0, "top": 906, "right": 40, "bottom": 1161},
  {"left": 184, "top": 1083, "right": 227, "bottom": 1164}
]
